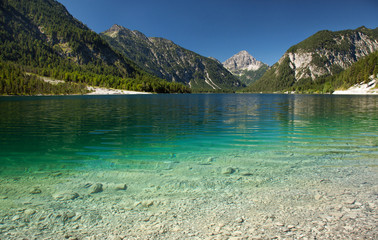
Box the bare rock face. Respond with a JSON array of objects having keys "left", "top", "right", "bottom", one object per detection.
[
  {"left": 223, "top": 50, "right": 266, "bottom": 73},
  {"left": 281, "top": 30, "right": 378, "bottom": 80}
]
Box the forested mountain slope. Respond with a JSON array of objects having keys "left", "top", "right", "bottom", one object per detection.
[
  {"left": 101, "top": 24, "right": 242, "bottom": 92},
  {"left": 0, "top": 0, "right": 189, "bottom": 94}
]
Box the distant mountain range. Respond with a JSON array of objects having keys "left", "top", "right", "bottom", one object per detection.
[
  {"left": 222, "top": 50, "right": 269, "bottom": 86},
  {"left": 0, "top": 0, "right": 377, "bottom": 95},
  {"left": 101, "top": 24, "right": 242, "bottom": 92},
  {"left": 245, "top": 26, "right": 378, "bottom": 93}
]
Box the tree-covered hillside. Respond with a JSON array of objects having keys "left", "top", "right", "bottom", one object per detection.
[
  {"left": 0, "top": 0, "right": 190, "bottom": 94},
  {"left": 321, "top": 51, "right": 378, "bottom": 93}
]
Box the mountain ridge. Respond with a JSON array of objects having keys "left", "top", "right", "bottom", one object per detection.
[
  {"left": 245, "top": 26, "right": 378, "bottom": 92},
  {"left": 101, "top": 24, "right": 243, "bottom": 92},
  {"left": 0, "top": 0, "right": 190, "bottom": 94}
]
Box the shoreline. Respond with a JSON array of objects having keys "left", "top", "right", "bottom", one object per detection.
[
  {"left": 86, "top": 86, "right": 151, "bottom": 95},
  {"left": 333, "top": 79, "right": 378, "bottom": 95}
]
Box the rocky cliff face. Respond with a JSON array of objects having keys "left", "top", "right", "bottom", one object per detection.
[
  {"left": 223, "top": 51, "right": 268, "bottom": 86},
  {"left": 247, "top": 27, "right": 378, "bottom": 92},
  {"left": 102, "top": 25, "right": 242, "bottom": 91},
  {"left": 282, "top": 30, "right": 378, "bottom": 80}
]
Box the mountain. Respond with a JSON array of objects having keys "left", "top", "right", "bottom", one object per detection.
[
  {"left": 223, "top": 50, "right": 266, "bottom": 72},
  {"left": 325, "top": 51, "right": 378, "bottom": 93},
  {"left": 0, "top": 0, "right": 189, "bottom": 95},
  {"left": 223, "top": 50, "right": 269, "bottom": 85},
  {"left": 246, "top": 27, "right": 378, "bottom": 92},
  {"left": 101, "top": 24, "right": 242, "bottom": 92}
]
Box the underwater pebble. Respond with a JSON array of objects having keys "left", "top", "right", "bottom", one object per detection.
[
  {"left": 222, "top": 167, "right": 236, "bottom": 175},
  {"left": 24, "top": 209, "right": 36, "bottom": 216},
  {"left": 72, "top": 214, "right": 82, "bottom": 222},
  {"left": 275, "top": 222, "right": 285, "bottom": 227},
  {"left": 235, "top": 217, "right": 244, "bottom": 224},
  {"left": 30, "top": 187, "right": 42, "bottom": 194},
  {"left": 115, "top": 184, "right": 127, "bottom": 191},
  {"left": 12, "top": 215, "right": 21, "bottom": 221},
  {"left": 240, "top": 171, "right": 253, "bottom": 176},
  {"left": 344, "top": 198, "right": 356, "bottom": 205},
  {"left": 141, "top": 200, "right": 154, "bottom": 207},
  {"left": 65, "top": 211, "right": 76, "bottom": 219},
  {"left": 53, "top": 192, "right": 79, "bottom": 201},
  {"left": 90, "top": 183, "right": 103, "bottom": 194},
  {"left": 315, "top": 194, "right": 323, "bottom": 200}
]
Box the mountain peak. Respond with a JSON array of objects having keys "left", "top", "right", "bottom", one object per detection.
[
  {"left": 108, "top": 24, "right": 123, "bottom": 32},
  {"left": 104, "top": 24, "right": 148, "bottom": 40},
  {"left": 223, "top": 50, "right": 266, "bottom": 72}
]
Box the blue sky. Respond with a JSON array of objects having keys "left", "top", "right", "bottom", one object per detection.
[{"left": 58, "top": 0, "right": 377, "bottom": 66}]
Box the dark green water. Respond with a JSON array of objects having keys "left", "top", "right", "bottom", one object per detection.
[{"left": 0, "top": 94, "right": 377, "bottom": 173}]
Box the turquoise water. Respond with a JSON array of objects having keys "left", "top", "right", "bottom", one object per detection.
[{"left": 0, "top": 94, "right": 377, "bottom": 174}]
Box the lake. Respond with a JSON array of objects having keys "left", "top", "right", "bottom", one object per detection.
[
  {"left": 0, "top": 94, "right": 377, "bottom": 239},
  {"left": 1, "top": 94, "right": 377, "bottom": 172}
]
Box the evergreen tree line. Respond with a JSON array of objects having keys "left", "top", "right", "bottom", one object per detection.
[
  {"left": 0, "top": 61, "right": 191, "bottom": 95},
  {"left": 0, "top": 61, "right": 89, "bottom": 95}
]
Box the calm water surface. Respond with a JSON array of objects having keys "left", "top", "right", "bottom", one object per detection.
[{"left": 0, "top": 94, "right": 377, "bottom": 173}]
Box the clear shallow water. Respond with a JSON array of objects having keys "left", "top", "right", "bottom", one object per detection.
[{"left": 0, "top": 94, "right": 377, "bottom": 174}]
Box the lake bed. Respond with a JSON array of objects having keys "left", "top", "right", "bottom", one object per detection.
[{"left": 0, "top": 94, "right": 377, "bottom": 239}]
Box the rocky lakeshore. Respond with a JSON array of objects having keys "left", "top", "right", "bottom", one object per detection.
[
  {"left": 0, "top": 154, "right": 376, "bottom": 240},
  {"left": 333, "top": 79, "right": 378, "bottom": 95},
  {"left": 86, "top": 87, "right": 151, "bottom": 95}
]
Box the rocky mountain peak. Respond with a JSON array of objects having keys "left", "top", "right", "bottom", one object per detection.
[
  {"left": 223, "top": 50, "right": 266, "bottom": 72},
  {"left": 104, "top": 24, "right": 148, "bottom": 40},
  {"left": 108, "top": 24, "right": 123, "bottom": 33}
]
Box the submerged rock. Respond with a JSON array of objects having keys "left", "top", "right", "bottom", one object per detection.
[
  {"left": 141, "top": 200, "right": 154, "bottom": 207},
  {"left": 90, "top": 183, "right": 103, "bottom": 194},
  {"left": 53, "top": 192, "right": 79, "bottom": 201},
  {"left": 240, "top": 171, "right": 253, "bottom": 176},
  {"left": 30, "top": 187, "right": 42, "bottom": 194},
  {"left": 24, "top": 209, "right": 36, "bottom": 216},
  {"left": 222, "top": 167, "right": 236, "bottom": 175},
  {"left": 115, "top": 184, "right": 127, "bottom": 191}
]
